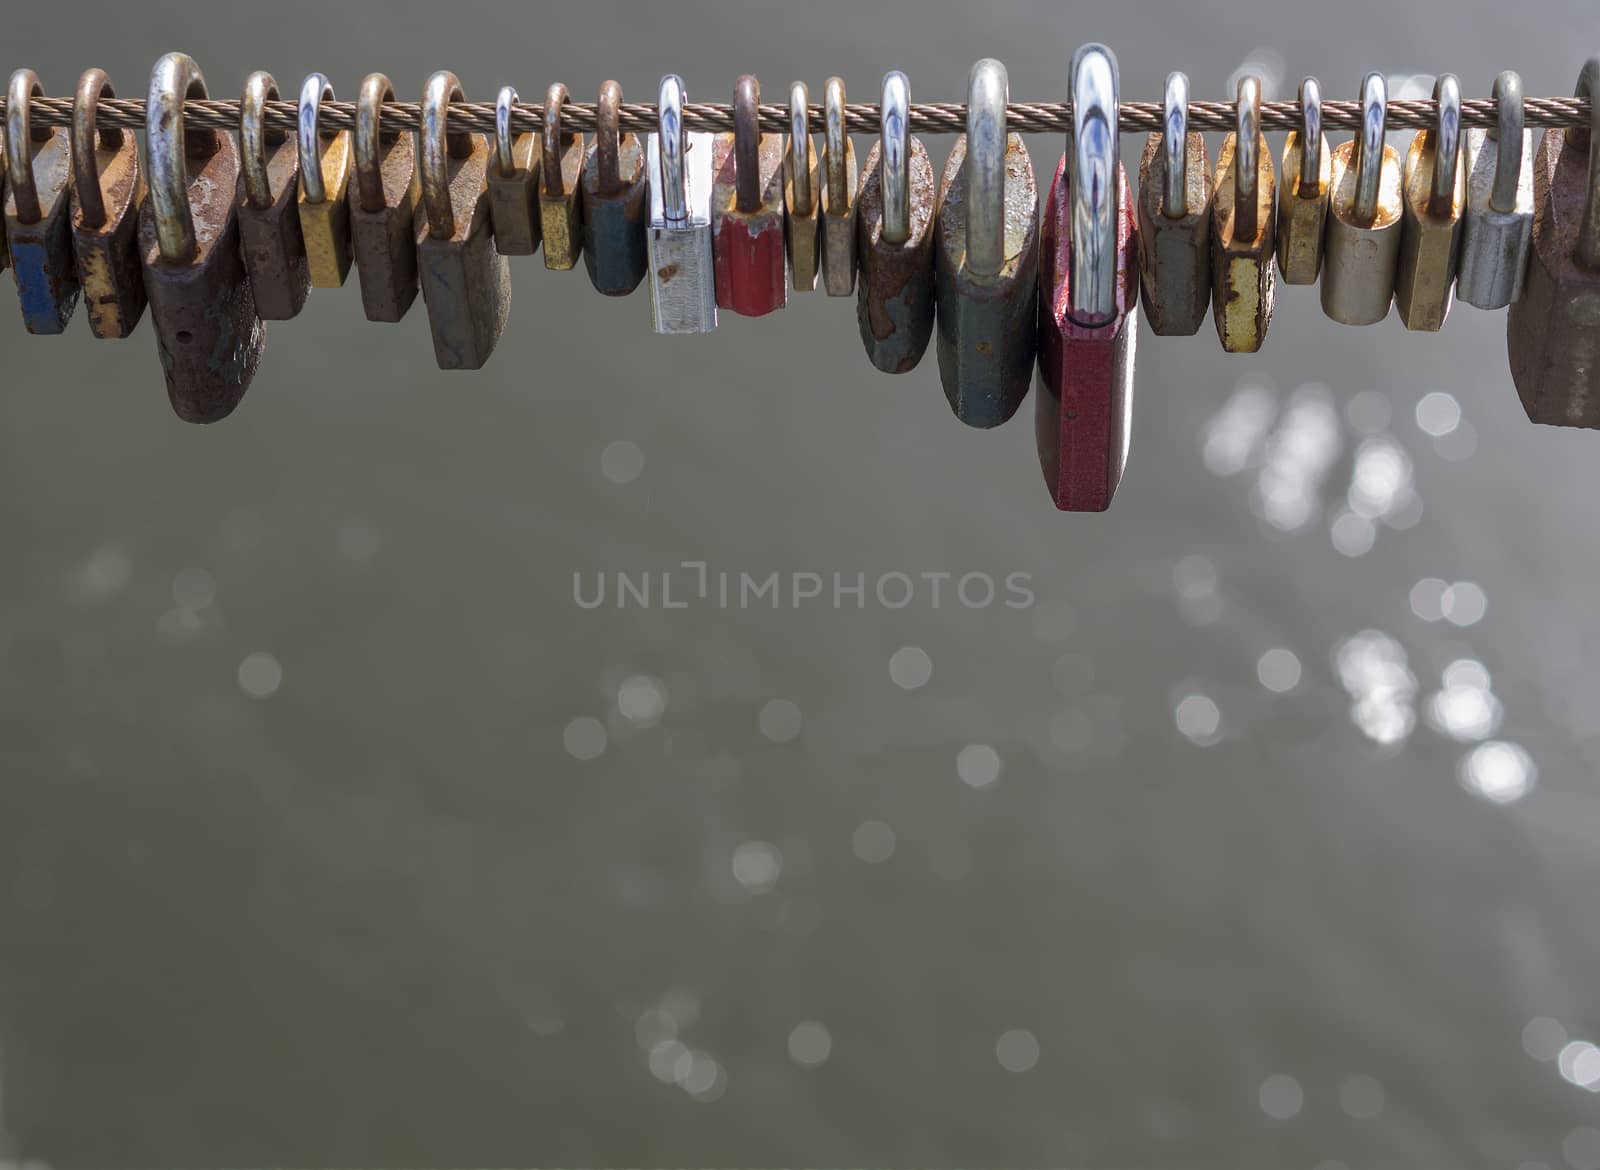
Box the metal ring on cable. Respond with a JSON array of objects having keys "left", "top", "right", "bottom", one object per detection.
[
  {"left": 6, "top": 70, "right": 45, "bottom": 224},
  {"left": 824, "top": 77, "right": 848, "bottom": 210},
  {"left": 733, "top": 75, "right": 761, "bottom": 213},
  {"left": 1069, "top": 42, "right": 1119, "bottom": 323},
  {"left": 297, "top": 73, "right": 335, "bottom": 204},
  {"left": 789, "top": 81, "right": 811, "bottom": 215},
  {"left": 1161, "top": 71, "right": 1188, "bottom": 218},
  {"left": 147, "top": 52, "right": 210, "bottom": 263},
  {"left": 494, "top": 85, "right": 519, "bottom": 177},
  {"left": 965, "top": 57, "right": 1007, "bottom": 276},
  {"left": 879, "top": 70, "right": 910, "bottom": 245},
  {"left": 1353, "top": 71, "right": 1387, "bottom": 225},
  {"left": 420, "top": 69, "right": 465, "bottom": 240},
  {"left": 1575, "top": 56, "right": 1600, "bottom": 268},
  {"left": 657, "top": 74, "right": 688, "bottom": 224},
  {"left": 1298, "top": 77, "right": 1322, "bottom": 196},
  {"left": 354, "top": 73, "right": 396, "bottom": 214},
  {"left": 71, "top": 68, "right": 120, "bottom": 229},
  {"left": 239, "top": 72, "right": 280, "bottom": 209},
  {"left": 1234, "top": 75, "right": 1261, "bottom": 239}
]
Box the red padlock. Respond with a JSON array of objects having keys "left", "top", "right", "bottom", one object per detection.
[
  {"left": 1035, "top": 44, "right": 1140, "bottom": 513},
  {"left": 711, "top": 74, "right": 788, "bottom": 316}
]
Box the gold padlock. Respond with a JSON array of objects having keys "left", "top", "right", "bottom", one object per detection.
[
  {"left": 1276, "top": 77, "right": 1331, "bottom": 284},
  {"left": 297, "top": 73, "right": 354, "bottom": 288},
  {"left": 1394, "top": 74, "right": 1466, "bottom": 331},
  {"left": 1209, "top": 75, "right": 1276, "bottom": 352},
  {"left": 539, "top": 82, "right": 583, "bottom": 269},
  {"left": 1321, "top": 72, "right": 1404, "bottom": 326}
]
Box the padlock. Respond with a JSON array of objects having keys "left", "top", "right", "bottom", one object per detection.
[
  {"left": 538, "top": 82, "right": 583, "bottom": 270},
  {"left": 1395, "top": 74, "right": 1465, "bottom": 331},
  {"left": 646, "top": 74, "right": 717, "bottom": 334},
  {"left": 580, "top": 80, "right": 648, "bottom": 296},
  {"left": 296, "top": 73, "right": 354, "bottom": 289},
  {"left": 933, "top": 58, "right": 1039, "bottom": 426},
  {"left": 1276, "top": 77, "right": 1332, "bottom": 284},
  {"left": 1135, "top": 70, "right": 1210, "bottom": 334},
  {"left": 1459, "top": 70, "right": 1534, "bottom": 309},
  {"left": 857, "top": 71, "right": 936, "bottom": 373},
  {"left": 487, "top": 85, "right": 541, "bottom": 256},
  {"left": 1210, "top": 75, "right": 1276, "bottom": 352},
  {"left": 69, "top": 68, "right": 146, "bottom": 339},
  {"left": 1321, "top": 72, "right": 1403, "bottom": 326},
  {"left": 5, "top": 70, "right": 81, "bottom": 334},
  {"left": 0, "top": 126, "right": 8, "bottom": 274},
  {"left": 139, "top": 52, "right": 265, "bottom": 423},
  {"left": 236, "top": 71, "right": 310, "bottom": 321},
  {"left": 785, "top": 81, "right": 821, "bottom": 292},
  {"left": 1036, "top": 43, "right": 1139, "bottom": 513},
  {"left": 712, "top": 76, "right": 789, "bottom": 316},
  {"left": 819, "top": 76, "right": 857, "bottom": 297},
  {"left": 349, "top": 72, "right": 421, "bottom": 323},
  {"left": 415, "top": 71, "right": 512, "bottom": 370},
  {"left": 1506, "top": 56, "right": 1600, "bottom": 428}
]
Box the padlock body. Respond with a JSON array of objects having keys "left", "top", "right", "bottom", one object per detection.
[
  {"left": 300, "top": 132, "right": 354, "bottom": 288},
  {"left": 237, "top": 140, "right": 311, "bottom": 321},
  {"left": 5, "top": 131, "right": 81, "bottom": 334},
  {"left": 1458, "top": 127, "right": 1534, "bottom": 309},
  {"left": 71, "top": 134, "right": 147, "bottom": 339},
  {"left": 1276, "top": 131, "right": 1332, "bottom": 284},
  {"left": 139, "top": 134, "right": 265, "bottom": 423},
  {"left": 1394, "top": 129, "right": 1466, "bottom": 331},
  {"left": 540, "top": 134, "right": 584, "bottom": 270},
  {"left": 785, "top": 134, "right": 820, "bottom": 291},
  {"left": 580, "top": 134, "right": 647, "bottom": 296},
  {"left": 1135, "top": 130, "right": 1211, "bottom": 335},
  {"left": 1210, "top": 131, "right": 1277, "bottom": 353},
  {"left": 646, "top": 131, "right": 717, "bottom": 334},
  {"left": 819, "top": 137, "right": 857, "bottom": 297},
  {"left": 1036, "top": 155, "right": 1139, "bottom": 513},
  {"left": 1321, "top": 138, "right": 1403, "bottom": 325},
  {"left": 933, "top": 132, "right": 1039, "bottom": 427},
  {"left": 349, "top": 133, "right": 421, "bottom": 323},
  {"left": 488, "top": 132, "right": 541, "bottom": 256},
  {"left": 856, "top": 137, "right": 936, "bottom": 374},
  {"left": 712, "top": 131, "right": 789, "bottom": 316},
  {"left": 416, "top": 136, "right": 511, "bottom": 371},
  {"left": 1506, "top": 126, "right": 1600, "bottom": 428}
]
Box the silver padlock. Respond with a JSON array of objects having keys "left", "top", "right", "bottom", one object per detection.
[
  {"left": 1458, "top": 70, "right": 1535, "bottom": 309},
  {"left": 646, "top": 74, "right": 717, "bottom": 334}
]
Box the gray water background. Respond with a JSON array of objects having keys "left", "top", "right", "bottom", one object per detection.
[{"left": 3, "top": 0, "right": 1600, "bottom": 1165}]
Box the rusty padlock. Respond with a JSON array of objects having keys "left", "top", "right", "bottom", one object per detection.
[
  {"left": 819, "top": 77, "right": 857, "bottom": 296},
  {"left": 1395, "top": 74, "right": 1466, "bottom": 331},
  {"left": 933, "top": 58, "right": 1039, "bottom": 427},
  {"left": 1277, "top": 77, "right": 1332, "bottom": 284},
  {"left": 349, "top": 72, "right": 421, "bottom": 323},
  {"left": 5, "top": 70, "right": 80, "bottom": 334},
  {"left": 712, "top": 75, "right": 789, "bottom": 316},
  {"left": 488, "top": 85, "right": 541, "bottom": 256},
  {"left": 646, "top": 74, "right": 717, "bottom": 334},
  {"left": 1135, "top": 71, "right": 1210, "bottom": 334},
  {"left": 1035, "top": 43, "right": 1139, "bottom": 513},
  {"left": 1210, "top": 75, "right": 1276, "bottom": 352},
  {"left": 538, "top": 83, "right": 583, "bottom": 270},
  {"left": 857, "top": 71, "right": 936, "bottom": 373},
  {"left": 580, "top": 80, "right": 648, "bottom": 296},
  {"left": 1506, "top": 56, "right": 1600, "bottom": 428},
  {"left": 236, "top": 71, "right": 310, "bottom": 321},
  {"left": 69, "top": 68, "right": 146, "bottom": 339},
  {"left": 786, "top": 81, "right": 821, "bottom": 291},
  {"left": 296, "top": 73, "right": 353, "bottom": 288},
  {"left": 1321, "top": 72, "right": 1403, "bottom": 326},
  {"left": 1459, "top": 71, "right": 1534, "bottom": 310},
  {"left": 139, "top": 52, "right": 265, "bottom": 423},
  {"left": 415, "top": 71, "right": 511, "bottom": 370}
]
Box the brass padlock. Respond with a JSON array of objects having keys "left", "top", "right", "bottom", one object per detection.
[
  {"left": 297, "top": 73, "right": 354, "bottom": 289},
  {"left": 1210, "top": 75, "right": 1276, "bottom": 352},
  {"left": 488, "top": 85, "right": 541, "bottom": 255},
  {"left": 1506, "top": 56, "right": 1600, "bottom": 428},
  {"left": 580, "top": 80, "right": 648, "bottom": 296},
  {"left": 5, "top": 70, "right": 81, "bottom": 334},
  {"left": 1459, "top": 71, "right": 1534, "bottom": 310},
  {"left": 1321, "top": 72, "right": 1403, "bottom": 326},
  {"left": 786, "top": 81, "right": 821, "bottom": 291},
  {"left": 933, "top": 57, "right": 1039, "bottom": 426},
  {"left": 236, "top": 71, "right": 310, "bottom": 321},
  {"left": 538, "top": 83, "right": 583, "bottom": 270},
  {"left": 819, "top": 77, "right": 857, "bottom": 297},
  {"left": 1276, "top": 77, "right": 1331, "bottom": 284},
  {"left": 139, "top": 52, "right": 265, "bottom": 423},
  {"left": 415, "top": 71, "right": 511, "bottom": 370},
  {"left": 69, "top": 68, "right": 146, "bottom": 339},
  {"left": 857, "top": 71, "right": 936, "bottom": 373},
  {"left": 1135, "top": 71, "right": 1210, "bottom": 335},
  {"left": 349, "top": 72, "right": 421, "bottom": 323},
  {"left": 1395, "top": 74, "right": 1466, "bottom": 331}
]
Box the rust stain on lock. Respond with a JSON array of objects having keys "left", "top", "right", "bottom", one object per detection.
[
  {"left": 856, "top": 137, "right": 937, "bottom": 373},
  {"left": 72, "top": 139, "right": 147, "bottom": 338},
  {"left": 1210, "top": 131, "right": 1277, "bottom": 352},
  {"left": 1277, "top": 130, "right": 1332, "bottom": 284}
]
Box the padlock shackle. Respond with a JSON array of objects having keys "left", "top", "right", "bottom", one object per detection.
[
  {"left": 419, "top": 70, "right": 466, "bottom": 240},
  {"left": 880, "top": 71, "right": 912, "bottom": 245},
  {"left": 596, "top": 80, "right": 625, "bottom": 196},
  {"left": 493, "top": 85, "right": 520, "bottom": 178},
  {"left": 239, "top": 72, "right": 283, "bottom": 210},
  {"left": 1234, "top": 75, "right": 1261, "bottom": 239},
  {"left": 1297, "top": 77, "right": 1323, "bottom": 197},
  {"left": 354, "top": 72, "right": 397, "bottom": 214},
  {"left": 656, "top": 74, "right": 690, "bottom": 223},
  {"left": 5, "top": 70, "right": 45, "bottom": 224},
  {"left": 70, "top": 68, "right": 122, "bottom": 230},
  {"left": 1487, "top": 71, "right": 1524, "bottom": 214},
  {"left": 1426, "top": 74, "right": 1462, "bottom": 215},
  {"left": 542, "top": 82, "right": 572, "bottom": 193},
  {"left": 733, "top": 75, "right": 762, "bottom": 213},
  {"left": 789, "top": 81, "right": 812, "bottom": 215},
  {"left": 1161, "top": 71, "right": 1188, "bottom": 218},
  {"left": 1576, "top": 56, "right": 1600, "bottom": 269},
  {"left": 824, "top": 76, "right": 849, "bottom": 211},
  {"left": 1352, "top": 71, "right": 1387, "bottom": 225},
  {"left": 297, "top": 73, "right": 336, "bottom": 204},
  {"left": 1069, "top": 42, "right": 1119, "bottom": 324},
  {"left": 147, "top": 52, "right": 213, "bottom": 264},
  {"left": 965, "top": 58, "right": 1008, "bottom": 276}
]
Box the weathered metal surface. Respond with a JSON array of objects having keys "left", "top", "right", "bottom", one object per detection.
[
  {"left": 236, "top": 72, "right": 311, "bottom": 321},
  {"left": 538, "top": 83, "right": 584, "bottom": 270},
  {"left": 487, "top": 85, "right": 541, "bottom": 257},
  {"left": 349, "top": 72, "right": 420, "bottom": 324},
  {"left": 1210, "top": 128, "right": 1277, "bottom": 353},
  {"left": 934, "top": 132, "right": 1038, "bottom": 427},
  {"left": 711, "top": 76, "right": 788, "bottom": 316},
  {"left": 786, "top": 134, "right": 820, "bottom": 292},
  {"left": 297, "top": 76, "right": 353, "bottom": 289},
  {"left": 646, "top": 121, "right": 717, "bottom": 334},
  {"left": 1321, "top": 73, "right": 1403, "bottom": 326},
  {"left": 855, "top": 136, "right": 936, "bottom": 373},
  {"left": 1277, "top": 130, "right": 1331, "bottom": 283},
  {"left": 818, "top": 77, "right": 857, "bottom": 297},
  {"left": 579, "top": 81, "right": 646, "bottom": 297},
  {"left": 5, "top": 73, "right": 81, "bottom": 335},
  {"left": 1394, "top": 76, "right": 1465, "bottom": 331},
  {"left": 1136, "top": 130, "right": 1211, "bottom": 334},
  {"left": 68, "top": 69, "right": 146, "bottom": 339}
]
